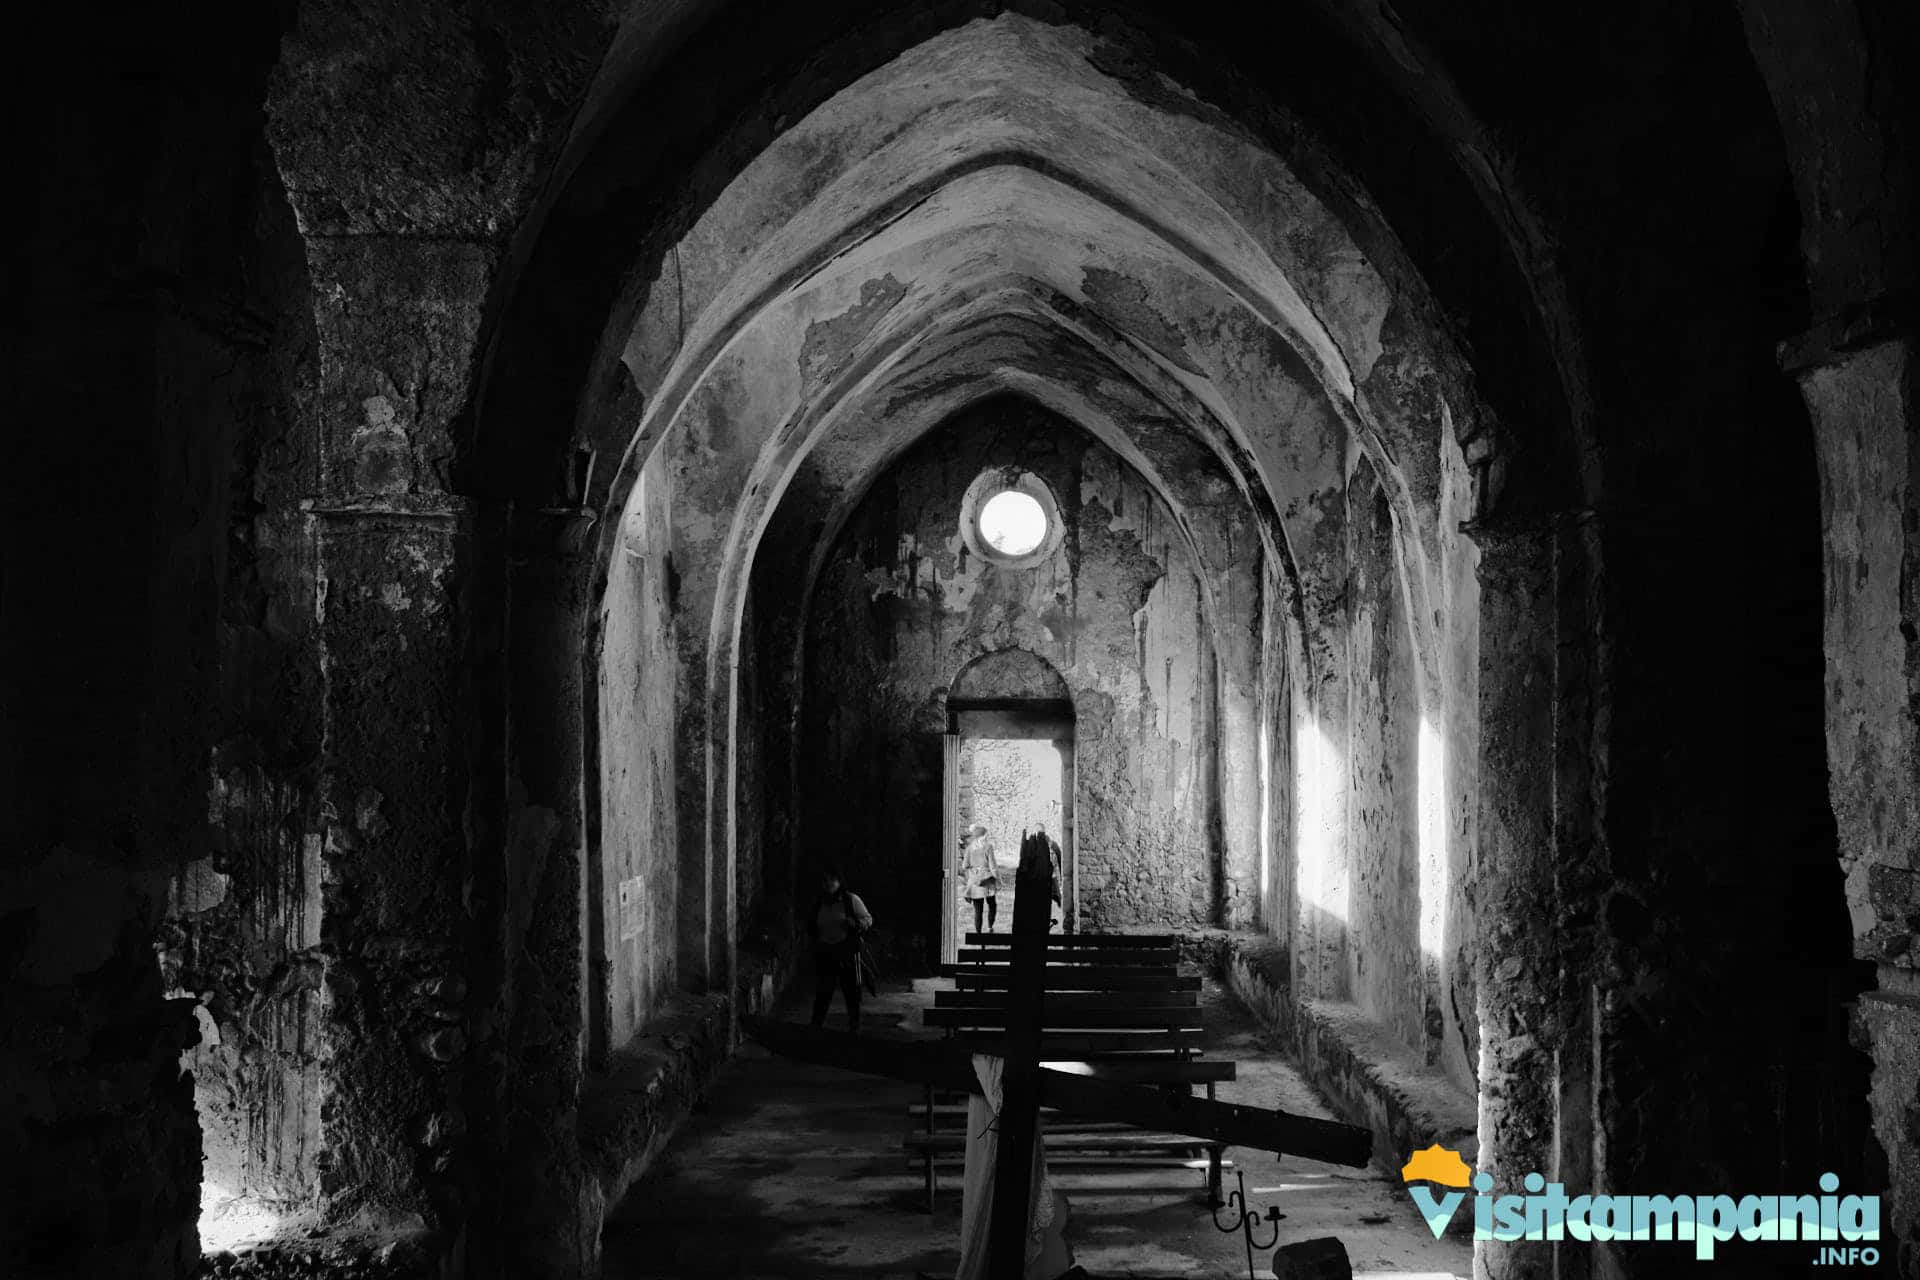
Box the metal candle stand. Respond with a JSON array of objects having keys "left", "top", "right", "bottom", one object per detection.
[{"left": 1209, "top": 1167, "right": 1285, "bottom": 1280}]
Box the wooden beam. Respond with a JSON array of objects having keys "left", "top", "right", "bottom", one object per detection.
[
  {"left": 1034, "top": 1070, "right": 1372, "bottom": 1168},
  {"left": 948, "top": 1030, "right": 1206, "bottom": 1054},
  {"left": 964, "top": 932, "right": 1177, "bottom": 947},
  {"left": 950, "top": 969, "right": 1203, "bottom": 992},
  {"left": 987, "top": 845, "right": 1052, "bottom": 1277},
  {"left": 741, "top": 1019, "right": 980, "bottom": 1094},
  {"left": 744, "top": 1018, "right": 1364, "bottom": 1162},
  {"left": 933, "top": 990, "right": 1198, "bottom": 1010},
  {"left": 924, "top": 1008, "right": 1204, "bottom": 1029},
  {"left": 955, "top": 947, "right": 1178, "bottom": 967},
  {"left": 1033, "top": 1061, "right": 1236, "bottom": 1084},
  {"left": 905, "top": 1132, "right": 1212, "bottom": 1152}
]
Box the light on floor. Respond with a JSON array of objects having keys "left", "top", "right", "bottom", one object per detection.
[{"left": 199, "top": 1182, "right": 282, "bottom": 1254}]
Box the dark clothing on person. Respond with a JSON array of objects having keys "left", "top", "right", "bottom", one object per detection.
[
  {"left": 808, "top": 885, "right": 872, "bottom": 1031},
  {"left": 810, "top": 940, "right": 863, "bottom": 1031}
]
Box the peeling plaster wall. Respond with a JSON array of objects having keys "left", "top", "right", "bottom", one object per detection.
[
  {"left": 1257, "top": 560, "right": 1297, "bottom": 952},
  {"left": 598, "top": 457, "right": 680, "bottom": 1050},
  {"left": 9, "top": 1, "right": 1906, "bottom": 1274},
  {"left": 1434, "top": 415, "right": 1482, "bottom": 1097},
  {"left": 794, "top": 401, "right": 1224, "bottom": 963},
  {"left": 1271, "top": 422, "right": 1480, "bottom": 1093}
]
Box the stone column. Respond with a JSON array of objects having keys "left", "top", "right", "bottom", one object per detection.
[
  {"left": 491, "top": 505, "right": 600, "bottom": 1277},
  {"left": 1465, "top": 519, "right": 1557, "bottom": 1280},
  {"left": 676, "top": 623, "right": 718, "bottom": 994},
  {"left": 1293, "top": 643, "right": 1351, "bottom": 1003},
  {"left": 1215, "top": 558, "right": 1265, "bottom": 930},
  {"left": 1784, "top": 323, "right": 1920, "bottom": 1272},
  {"left": 293, "top": 234, "right": 503, "bottom": 1238},
  {"left": 307, "top": 494, "right": 472, "bottom": 1225},
  {"left": 1548, "top": 513, "right": 1599, "bottom": 1280}
]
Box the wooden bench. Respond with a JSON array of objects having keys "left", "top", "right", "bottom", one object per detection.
[{"left": 907, "top": 932, "right": 1235, "bottom": 1209}]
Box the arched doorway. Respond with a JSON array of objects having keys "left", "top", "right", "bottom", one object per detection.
[{"left": 943, "top": 649, "right": 1076, "bottom": 962}]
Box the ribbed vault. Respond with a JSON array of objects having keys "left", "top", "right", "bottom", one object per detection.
[{"left": 582, "top": 16, "right": 1490, "bottom": 1062}]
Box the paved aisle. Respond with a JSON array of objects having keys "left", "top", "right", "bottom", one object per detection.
[{"left": 600, "top": 980, "right": 1471, "bottom": 1279}]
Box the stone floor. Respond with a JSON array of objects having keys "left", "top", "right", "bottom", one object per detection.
[{"left": 600, "top": 978, "right": 1472, "bottom": 1279}]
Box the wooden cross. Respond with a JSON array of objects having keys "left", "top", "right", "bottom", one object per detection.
[{"left": 748, "top": 839, "right": 1371, "bottom": 1277}]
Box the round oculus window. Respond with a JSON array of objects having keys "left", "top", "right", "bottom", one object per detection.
[
  {"left": 978, "top": 490, "right": 1049, "bottom": 557},
  {"left": 960, "top": 468, "right": 1062, "bottom": 567}
]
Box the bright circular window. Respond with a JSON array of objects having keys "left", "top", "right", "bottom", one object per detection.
[
  {"left": 961, "top": 469, "right": 1062, "bottom": 568},
  {"left": 978, "top": 490, "right": 1049, "bottom": 557}
]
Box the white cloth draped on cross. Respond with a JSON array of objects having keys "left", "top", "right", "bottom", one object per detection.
[{"left": 956, "top": 1053, "right": 1072, "bottom": 1280}]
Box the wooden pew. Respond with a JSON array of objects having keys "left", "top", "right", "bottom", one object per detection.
[{"left": 908, "top": 933, "right": 1235, "bottom": 1209}]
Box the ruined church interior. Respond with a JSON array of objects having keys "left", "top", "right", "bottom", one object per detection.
[{"left": 6, "top": 1, "right": 1918, "bottom": 1277}]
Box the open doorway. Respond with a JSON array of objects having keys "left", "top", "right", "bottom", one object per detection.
[
  {"left": 940, "top": 649, "right": 1077, "bottom": 963},
  {"left": 952, "top": 738, "right": 1067, "bottom": 944}
]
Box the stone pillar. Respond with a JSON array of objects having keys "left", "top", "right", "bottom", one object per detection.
[
  {"left": 1466, "top": 520, "right": 1557, "bottom": 1280},
  {"left": 1547, "top": 513, "right": 1599, "bottom": 1280},
  {"left": 676, "top": 622, "right": 717, "bottom": 994},
  {"left": 1293, "top": 649, "right": 1351, "bottom": 1004},
  {"left": 1215, "top": 559, "right": 1266, "bottom": 930},
  {"left": 307, "top": 495, "right": 472, "bottom": 1225},
  {"left": 1784, "top": 325, "right": 1920, "bottom": 1272},
  {"left": 293, "top": 234, "right": 503, "bottom": 1237},
  {"left": 490, "top": 505, "right": 599, "bottom": 1278},
  {"left": 1258, "top": 559, "right": 1296, "bottom": 944}
]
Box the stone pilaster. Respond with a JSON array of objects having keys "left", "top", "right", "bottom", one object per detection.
[
  {"left": 492, "top": 505, "right": 600, "bottom": 1278},
  {"left": 1465, "top": 518, "right": 1556, "bottom": 1280},
  {"left": 306, "top": 494, "right": 472, "bottom": 1225},
  {"left": 1784, "top": 323, "right": 1920, "bottom": 1275},
  {"left": 1214, "top": 558, "right": 1265, "bottom": 930}
]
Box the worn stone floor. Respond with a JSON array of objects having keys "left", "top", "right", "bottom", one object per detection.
[{"left": 599, "top": 978, "right": 1472, "bottom": 1279}]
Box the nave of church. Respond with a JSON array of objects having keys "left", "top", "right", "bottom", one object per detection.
[{"left": 6, "top": 2, "right": 1917, "bottom": 1278}]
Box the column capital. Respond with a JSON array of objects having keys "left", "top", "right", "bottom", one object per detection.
[
  {"left": 1460, "top": 512, "right": 1582, "bottom": 594},
  {"left": 1459, "top": 506, "right": 1596, "bottom": 542},
  {"left": 1778, "top": 289, "right": 1920, "bottom": 374}
]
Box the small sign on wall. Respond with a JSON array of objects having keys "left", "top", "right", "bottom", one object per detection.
[{"left": 618, "top": 876, "right": 646, "bottom": 941}]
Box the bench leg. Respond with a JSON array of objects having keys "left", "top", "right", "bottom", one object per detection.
[
  {"left": 1205, "top": 1082, "right": 1223, "bottom": 1203},
  {"left": 924, "top": 1080, "right": 937, "bottom": 1213}
]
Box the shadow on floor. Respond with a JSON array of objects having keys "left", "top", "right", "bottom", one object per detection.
[{"left": 598, "top": 980, "right": 1471, "bottom": 1279}]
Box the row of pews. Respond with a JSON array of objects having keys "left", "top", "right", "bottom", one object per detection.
[{"left": 905, "top": 931, "right": 1233, "bottom": 1210}]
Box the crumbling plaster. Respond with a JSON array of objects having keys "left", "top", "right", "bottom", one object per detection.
[
  {"left": 22, "top": 0, "right": 1881, "bottom": 1274},
  {"left": 793, "top": 401, "right": 1228, "bottom": 951},
  {"left": 576, "top": 20, "right": 1489, "bottom": 997}
]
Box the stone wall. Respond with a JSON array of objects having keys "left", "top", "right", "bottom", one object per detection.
[
  {"left": 1344, "top": 460, "right": 1427, "bottom": 1054},
  {"left": 6, "top": 3, "right": 1909, "bottom": 1277},
  {"left": 793, "top": 399, "right": 1225, "bottom": 965},
  {"left": 597, "top": 456, "right": 682, "bottom": 1055}
]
